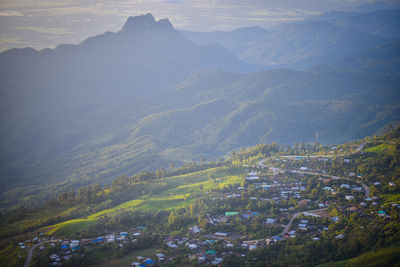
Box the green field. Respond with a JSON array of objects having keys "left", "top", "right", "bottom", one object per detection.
[
  {"left": 365, "top": 143, "right": 391, "bottom": 153},
  {"left": 315, "top": 247, "right": 400, "bottom": 267},
  {"left": 43, "top": 166, "right": 244, "bottom": 235},
  {"left": 0, "top": 203, "right": 81, "bottom": 239}
]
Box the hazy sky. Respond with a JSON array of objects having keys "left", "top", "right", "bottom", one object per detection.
[{"left": 0, "top": 0, "right": 399, "bottom": 51}]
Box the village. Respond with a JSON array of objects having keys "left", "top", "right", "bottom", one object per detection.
[{"left": 16, "top": 152, "right": 398, "bottom": 267}]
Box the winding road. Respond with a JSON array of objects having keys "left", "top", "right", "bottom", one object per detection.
[
  {"left": 292, "top": 170, "right": 370, "bottom": 198},
  {"left": 258, "top": 159, "right": 370, "bottom": 197},
  {"left": 279, "top": 208, "right": 327, "bottom": 236},
  {"left": 256, "top": 157, "right": 371, "bottom": 237},
  {"left": 24, "top": 240, "right": 52, "bottom": 267}
]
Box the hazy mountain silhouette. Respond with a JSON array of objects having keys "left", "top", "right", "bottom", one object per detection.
[
  {"left": 331, "top": 41, "right": 400, "bottom": 76},
  {"left": 182, "top": 26, "right": 269, "bottom": 56},
  {"left": 0, "top": 14, "right": 252, "bottom": 201},
  {"left": 307, "top": 9, "right": 400, "bottom": 39},
  {"left": 353, "top": 1, "right": 389, "bottom": 13},
  {"left": 184, "top": 21, "right": 389, "bottom": 69}
]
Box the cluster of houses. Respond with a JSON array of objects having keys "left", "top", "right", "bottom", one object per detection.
[
  {"left": 20, "top": 228, "right": 147, "bottom": 266},
  {"left": 49, "top": 250, "right": 75, "bottom": 266},
  {"left": 19, "top": 234, "right": 47, "bottom": 250},
  {"left": 164, "top": 234, "right": 259, "bottom": 264},
  {"left": 18, "top": 154, "right": 398, "bottom": 267},
  {"left": 245, "top": 171, "right": 259, "bottom": 181},
  {"left": 130, "top": 254, "right": 164, "bottom": 266},
  {"left": 160, "top": 209, "right": 335, "bottom": 264}
]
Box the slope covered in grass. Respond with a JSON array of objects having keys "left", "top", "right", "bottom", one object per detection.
[
  {"left": 43, "top": 166, "right": 244, "bottom": 235},
  {"left": 316, "top": 247, "right": 400, "bottom": 267}
]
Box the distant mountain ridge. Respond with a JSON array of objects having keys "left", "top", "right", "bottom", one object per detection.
[
  {"left": 181, "top": 26, "right": 269, "bottom": 55},
  {"left": 330, "top": 41, "right": 400, "bottom": 76},
  {"left": 240, "top": 21, "right": 389, "bottom": 68},
  {"left": 307, "top": 9, "right": 400, "bottom": 39},
  {"left": 183, "top": 19, "right": 392, "bottom": 69}
]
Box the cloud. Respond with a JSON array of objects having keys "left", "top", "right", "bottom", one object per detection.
[
  {"left": 14, "top": 26, "right": 72, "bottom": 35},
  {"left": 0, "top": 10, "right": 23, "bottom": 16},
  {"left": 0, "top": 37, "right": 22, "bottom": 44}
]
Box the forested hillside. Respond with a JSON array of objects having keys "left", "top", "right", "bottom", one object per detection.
[{"left": 1, "top": 66, "right": 399, "bottom": 209}]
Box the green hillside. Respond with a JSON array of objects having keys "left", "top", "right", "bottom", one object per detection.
[
  {"left": 316, "top": 247, "right": 400, "bottom": 267},
  {"left": 1, "top": 128, "right": 399, "bottom": 266},
  {"left": 0, "top": 163, "right": 246, "bottom": 239},
  {"left": 1, "top": 66, "right": 399, "bottom": 209}
]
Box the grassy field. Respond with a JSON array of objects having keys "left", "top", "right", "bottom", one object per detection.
[
  {"left": 365, "top": 143, "right": 390, "bottom": 153},
  {"left": 0, "top": 203, "right": 80, "bottom": 239},
  {"left": 346, "top": 247, "right": 400, "bottom": 267},
  {"left": 315, "top": 247, "right": 400, "bottom": 267},
  {"left": 53, "top": 219, "right": 97, "bottom": 235},
  {"left": 43, "top": 166, "right": 245, "bottom": 235}
]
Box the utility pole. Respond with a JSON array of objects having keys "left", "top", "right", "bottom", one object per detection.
[{"left": 315, "top": 132, "right": 319, "bottom": 150}]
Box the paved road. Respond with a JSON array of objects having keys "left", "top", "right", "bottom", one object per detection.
[
  {"left": 279, "top": 208, "right": 327, "bottom": 236},
  {"left": 280, "top": 212, "right": 301, "bottom": 235},
  {"left": 257, "top": 156, "right": 371, "bottom": 237},
  {"left": 24, "top": 240, "right": 52, "bottom": 267},
  {"left": 258, "top": 159, "right": 267, "bottom": 168},
  {"left": 24, "top": 243, "right": 40, "bottom": 267},
  {"left": 258, "top": 157, "right": 370, "bottom": 198},
  {"left": 292, "top": 170, "right": 370, "bottom": 198},
  {"left": 356, "top": 180, "right": 370, "bottom": 197},
  {"left": 279, "top": 142, "right": 366, "bottom": 160}
]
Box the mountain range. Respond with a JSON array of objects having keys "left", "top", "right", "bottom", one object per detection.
[
  {"left": 0, "top": 12, "right": 399, "bottom": 208},
  {"left": 307, "top": 9, "right": 400, "bottom": 39},
  {"left": 183, "top": 9, "right": 400, "bottom": 71}
]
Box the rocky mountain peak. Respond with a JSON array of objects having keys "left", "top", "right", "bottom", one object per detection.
[{"left": 121, "top": 13, "right": 174, "bottom": 32}]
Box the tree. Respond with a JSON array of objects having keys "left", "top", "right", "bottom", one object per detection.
[
  {"left": 300, "top": 142, "right": 305, "bottom": 152},
  {"left": 369, "top": 185, "right": 378, "bottom": 196},
  {"left": 168, "top": 211, "right": 177, "bottom": 225}
]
